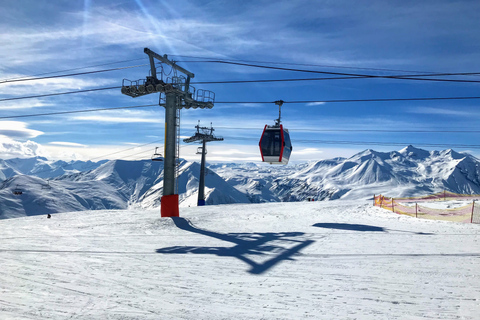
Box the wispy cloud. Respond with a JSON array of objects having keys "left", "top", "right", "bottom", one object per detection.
[
  {"left": 293, "top": 147, "right": 324, "bottom": 155},
  {"left": 72, "top": 115, "right": 158, "bottom": 123},
  {"left": 0, "top": 99, "right": 50, "bottom": 110},
  {"left": 0, "top": 76, "right": 116, "bottom": 99},
  {"left": 407, "top": 107, "right": 475, "bottom": 117},
  {"left": 48, "top": 141, "right": 88, "bottom": 147},
  {"left": 0, "top": 121, "right": 43, "bottom": 139},
  {"left": 305, "top": 102, "right": 326, "bottom": 106}
]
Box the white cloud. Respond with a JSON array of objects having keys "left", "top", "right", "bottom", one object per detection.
[
  {"left": 48, "top": 141, "right": 88, "bottom": 148},
  {"left": 0, "top": 136, "right": 50, "bottom": 159},
  {"left": 305, "top": 102, "right": 326, "bottom": 106},
  {"left": 407, "top": 107, "right": 474, "bottom": 117},
  {"left": 293, "top": 147, "right": 324, "bottom": 155},
  {"left": 123, "top": 142, "right": 143, "bottom": 146},
  {"left": 0, "top": 76, "right": 115, "bottom": 96},
  {"left": 72, "top": 115, "right": 158, "bottom": 123},
  {"left": 0, "top": 121, "right": 43, "bottom": 139},
  {"left": 0, "top": 99, "right": 49, "bottom": 110}
]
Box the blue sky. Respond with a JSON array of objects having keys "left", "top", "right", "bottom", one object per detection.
[{"left": 1, "top": 0, "right": 480, "bottom": 163}]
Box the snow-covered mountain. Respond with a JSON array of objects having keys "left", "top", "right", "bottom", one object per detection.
[
  {"left": 210, "top": 145, "right": 480, "bottom": 201},
  {"left": 2, "top": 145, "right": 480, "bottom": 219},
  {"left": 312, "top": 146, "right": 480, "bottom": 197},
  {"left": 0, "top": 156, "right": 106, "bottom": 180},
  {"left": 0, "top": 159, "right": 250, "bottom": 218}
]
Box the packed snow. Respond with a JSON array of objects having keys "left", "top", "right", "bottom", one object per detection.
[{"left": 1, "top": 201, "right": 479, "bottom": 319}]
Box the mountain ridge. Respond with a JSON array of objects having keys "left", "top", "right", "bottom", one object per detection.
[{"left": 2, "top": 146, "right": 480, "bottom": 219}]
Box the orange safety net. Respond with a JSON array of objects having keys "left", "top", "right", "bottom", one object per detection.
[
  {"left": 385, "top": 190, "right": 480, "bottom": 203},
  {"left": 373, "top": 193, "right": 479, "bottom": 224}
]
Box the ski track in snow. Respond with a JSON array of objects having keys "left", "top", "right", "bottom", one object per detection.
[{"left": 0, "top": 200, "right": 479, "bottom": 319}]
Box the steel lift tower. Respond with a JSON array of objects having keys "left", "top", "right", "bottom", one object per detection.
[
  {"left": 121, "top": 48, "right": 215, "bottom": 217},
  {"left": 184, "top": 122, "right": 223, "bottom": 206}
]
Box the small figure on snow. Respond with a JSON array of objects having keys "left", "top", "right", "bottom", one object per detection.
[{"left": 47, "top": 214, "right": 51, "bottom": 219}]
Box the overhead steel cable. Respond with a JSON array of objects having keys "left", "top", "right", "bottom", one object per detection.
[
  {"left": 0, "top": 58, "right": 145, "bottom": 83},
  {"left": 3, "top": 57, "right": 480, "bottom": 86},
  {"left": 88, "top": 139, "right": 164, "bottom": 162},
  {"left": 4, "top": 96, "right": 480, "bottom": 119},
  {"left": 169, "top": 54, "right": 449, "bottom": 75},
  {"left": 214, "top": 126, "right": 480, "bottom": 133},
  {"left": 0, "top": 64, "right": 149, "bottom": 85},
  {"left": 222, "top": 135, "right": 480, "bottom": 150},
  {"left": 7, "top": 139, "right": 166, "bottom": 178},
  {"left": 198, "top": 60, "right": 480, "bottom": 83},
  {"left": 214, "top": 96, "right": 480, "bottom": 104},
  {"left": 3, "top": 81, "right": 480, "bottom": 104},
  {"left": 0, "top": 86, "right": 121, "bottom": 102},
  {"left": 193, "top": 76, "right": 364, "bottom": 84},
  {"left": 0, "top": 104, "right": 156, "bottom": 119}
]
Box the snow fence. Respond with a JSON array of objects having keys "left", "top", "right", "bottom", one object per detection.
[{"left": 374, "top": 192, "right": 480, "bottom": 224}]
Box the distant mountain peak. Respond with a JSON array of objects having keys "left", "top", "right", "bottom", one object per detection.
[
  {"left": 440, "top": 148, "right": 465, "bottom": 160},
  {"left": 398, "top": 145, "right": 430, "bottom": 158}
]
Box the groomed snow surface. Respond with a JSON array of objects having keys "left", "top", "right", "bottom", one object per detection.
[{"left": 1, "top": 201, "right": 479, "bottom": 319}]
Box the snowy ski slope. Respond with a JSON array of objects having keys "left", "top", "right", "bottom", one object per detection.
[{"left": 0, "top": 200, "right": 479, "bottom": 319}]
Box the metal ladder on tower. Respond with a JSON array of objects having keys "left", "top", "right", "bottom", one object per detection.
[{"left": 175, "top": 105, "right": 181, "bottom": 194}]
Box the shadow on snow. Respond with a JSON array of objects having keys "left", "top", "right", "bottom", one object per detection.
[
  {"left": 313, "top": 223, "right": 386, "bottom": 232},
  {"left": 155, "top": 217, "right": 314, "bottom": 274},
  {"left": 312, "top": 223, "right": 433, "bottom": 235}
]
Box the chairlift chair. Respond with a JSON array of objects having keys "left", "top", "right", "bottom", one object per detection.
[
  {"left": 196, "top": 147, "right": 206, "bottom": 155},
  {"left": 151, "top": 147, "right": 164, "bottom": 162},
  {"left": 13, "top": 185, "right": 23, "bottom": 195}
]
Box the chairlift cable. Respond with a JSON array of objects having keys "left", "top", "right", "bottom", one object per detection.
[
  {"left": 0, "top": 64, "right": 149, "bottom": 85},
  {"left": 169, "top": 54, "right": 480, "bottom": 76},
  {"left": 0, "top": 104, "right": 156, "bottom": 119},
  {"left": 4, "top": 95, "right": 480, "bottom": 120},
  {"left": 192, "top": 60, "right": 480, "bottom": 83},
  {"left": 3, "top": 57, "right": 480, "bottom": 87}
]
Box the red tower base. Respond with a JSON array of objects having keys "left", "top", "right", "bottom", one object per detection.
[{"left": 161, "top": 194, "right": 179, "bottom": 217}]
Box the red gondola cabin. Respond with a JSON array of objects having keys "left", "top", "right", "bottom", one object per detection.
[{"left": 259, "top": 124, "right": 292, "bottom": 165}]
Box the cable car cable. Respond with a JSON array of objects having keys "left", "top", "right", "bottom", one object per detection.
[
  {"left": 0, "top": 58, "right": 145, "bottom": 83},
  {"left": 12, "top": 139, "right": 166, "bottom": 178},
  {"left": 3, "top": 75, "right": 480, "bottom": 103},
  {"left": 214, "top": 96, "right": 480, "bottom": 104},
  {"left": 169, "top": 54, "right": 480, "bottom": 76},
  {"left": 0, "top": 64, "right": 149, "bottom": 85},
  {"left": 214, "top": 126, "right": 480, "bottom": 134},
  {"left": 222, "top": 135, "right": 480, "bottom": 150},
  {"left": 0, "top": 104, "right": 156, "bottom": 119},
  {"left": 3, "top": 57, "right": 480, "bottom": 86},
  {"left": 4, "top": 95, "right": 480, "bottom": 120},
  {"left": 190, "top": 60, "right": 480, "bottom": 84},
  {"left": 0, "top": 86, "right": 121, "bottom": 102}
]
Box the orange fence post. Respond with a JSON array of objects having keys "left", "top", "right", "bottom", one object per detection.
[
  {"left": 415, "top": 203, "right": 418, "bottom": 218},
  {"left": 392, "top": 198, "right": 395, "bottom": 213},
  {"left": 373, "top": 194, "right": 375, "bottom": 206}
]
